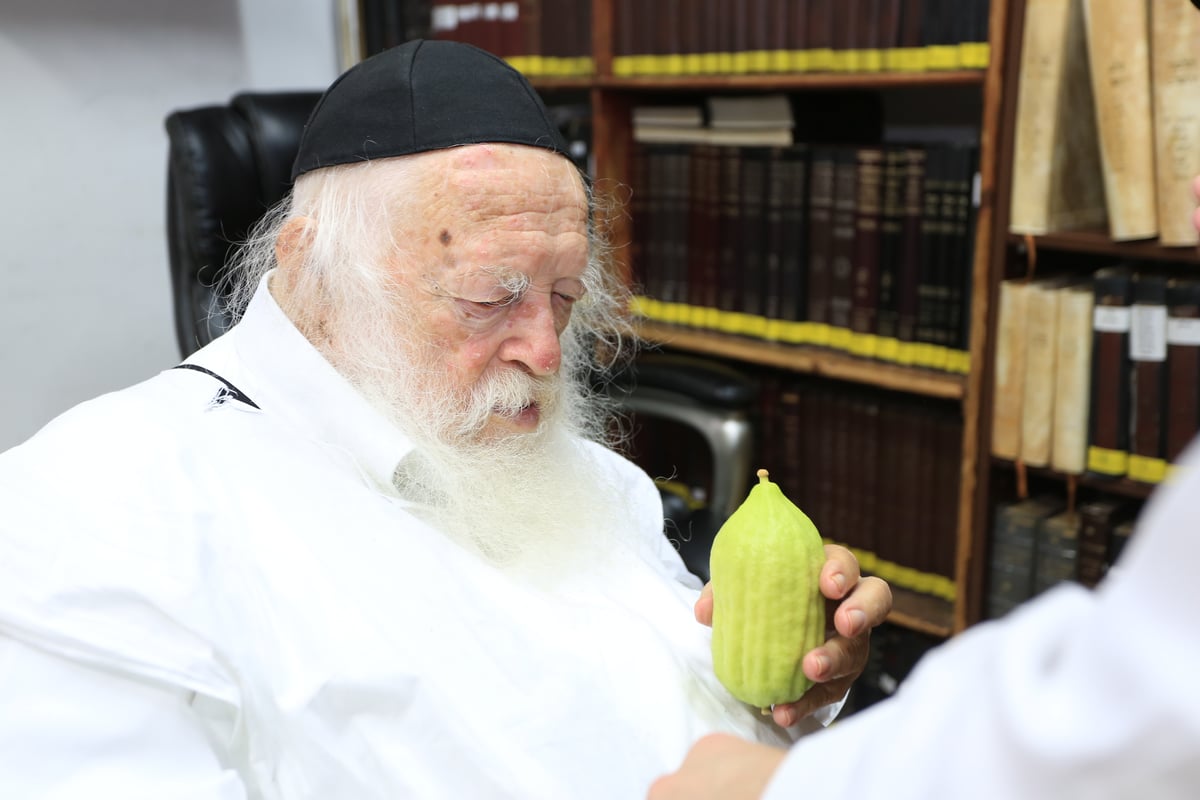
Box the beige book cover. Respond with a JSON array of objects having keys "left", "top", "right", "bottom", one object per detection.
[
  {"left": 1051, "top": 282, "right": 1096, "bottom": 474},
  {"left": 992, "top": 279, "right": 1031, "bottom": 460},
  {"left": 1020, "top": 279, "right": 1068, "bottom": 467},
  {"left": 1082, "top": 0, "right": 1159, "bottom": 240},
  {"left": 1010, "top": 0, "right": 1108, "bottom": 235},
  {"left": 1150, "top": 0, "right": 1200, "bottom": 246}
]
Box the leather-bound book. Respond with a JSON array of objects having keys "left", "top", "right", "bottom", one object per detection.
[
  {"left": 806, "top": 146, "right": 838, "bottom": 325},
  {"left": 828, "top": 147, "right": 860, "bottom": 333},
  {"left": 1077, "top": 498, "right": 1134, "bottom": 587},
  {"left": 1127, "top": 272, "right": 1169, "bottom": 484},
  {"left": 1087, "top": 266, "right": 1134, "bottom": 478},
  {"left": 850, "top": 147, "right": 886, "bottom": 341},
  {"left": 1165, "top": 278, "right": 1200, "bottom": 464}
]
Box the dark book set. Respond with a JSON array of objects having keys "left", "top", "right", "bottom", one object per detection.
[
  {"left": 360, "top": 0, "right": 594, "bottom": 76},
  {"left": 986, "top": 494, "right": 1139, "bottom": 619},
  {"left": 1088, "top": 268, "right": 1200, "bottom": 486},
  {"left": 631, "top": 138, "right": 979, "bottom": 375},
  {"left": 756, "top": 374, "right": 960, "bottom": 602},
  {"left": 613, "top": 0, "right": 991, "bottom": 77}
]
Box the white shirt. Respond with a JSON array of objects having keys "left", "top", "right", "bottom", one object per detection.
[
  {"left": 0, "top": 276, "right": 824, "bottom": 800},
  {"left": 763, "top": 441, "right": 1200, "bottom": 800}
]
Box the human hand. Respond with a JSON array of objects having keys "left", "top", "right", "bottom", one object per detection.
[
  {"left": 646, "top": 733, "right": 786, "bottom": 800},
  {"left": 695, "top": 543, "right": 892, "bottom": 727}
]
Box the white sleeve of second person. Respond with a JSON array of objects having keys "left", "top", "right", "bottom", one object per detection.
[
  {"left": 0, "top": 637, "right": 246, "bottom": 799},
  {"left": 763, "top": 443, "right": 1200, "bottom": 800}
]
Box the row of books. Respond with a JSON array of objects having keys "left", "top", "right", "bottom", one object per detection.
[
  {"left": 1010, "top": 0, "right": 1200, "bottom": 245},
  {"left": 757, "top": 375, "right": 961, "bottom": 601},
  {"left": 613, "top": 0, "right": 992, "bottom": 76},
  {"left": 630, "top": 137, "right": 979, "bottom": 374},
  {"left": 360, "top": 1, "right": 594, "bottom": 76},
  {"left": 623, "top": 368, "right": 961, "bottom": 600},
  {"left": 992, "top": 267, "right": 1200, "bottom": 485},
  {"left": 987, "top": 494, "right": 1140, "bottom": 619}
]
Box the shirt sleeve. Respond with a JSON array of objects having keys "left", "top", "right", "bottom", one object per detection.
[
  {"left": 0, "top": 637, "right": 247, "bottom": 799},
  {"left": 761, "top": 443, "right": 1200, "bottom": 800}
]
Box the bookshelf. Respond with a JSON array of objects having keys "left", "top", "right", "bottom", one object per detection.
[
  {"left": 973, "top": 0, "right": 1200, "bottom": 624},
  {"left": 354, "top": 0, "right": 1015, "bottom": 638}
]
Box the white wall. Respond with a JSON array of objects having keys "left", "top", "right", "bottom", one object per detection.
[{"left": 0, "top": 0, "right": 340, "bottom": 451}]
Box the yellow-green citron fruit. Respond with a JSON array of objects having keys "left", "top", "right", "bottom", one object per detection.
[{"left": 710, "top": 468, "right": 826, "bottom": 710}]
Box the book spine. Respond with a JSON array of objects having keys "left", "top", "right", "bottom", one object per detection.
[
  {"left": 806, "top": 146, "right": 838, "bottom": 325},
  {"left": 1087, "top": 266, "right": 1134, "bottom": 478},
  {"left": 1165, "top": 278, "right": 1200, "bottom": 464},
  {"left": 1127, "top": 273, "right": 1169, "bottom": 483},
  {"left": 828, "top": 148, "right": 859, "bottom": 333},
  {"left": 1051, "top": 284, "right": 1095, "bottom": 474},
  {"left": 1082, "top": 0, "right": 1159, "bottom": 240},
  {"left": 1020, "top": 281, "right": 1061, "bottom": 468},
  {"left": 1150, "top": 0, "right": 1200, "bottom": 246},
  {"left": 850, "top": 147, "right": 885, "bottom": 342},
  {"left": 991, "top": 279, "right": 1029, "bottom": 461}
]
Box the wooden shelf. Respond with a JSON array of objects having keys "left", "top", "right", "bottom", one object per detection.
[
  {"left": 990, "top": 458, "right": 1162, "bottom": 501},
  {"left": 1009, "top": 229, "right": 1200, "bottom": 265},
  {"left": 637, "top": 321, "right": 967, "bottom": 400},
  {"left": 886, "top": 585, "right": 954, "bottom": 638},
  {"left": 595, "top": 71, "right": 987, "bottom": 92}
]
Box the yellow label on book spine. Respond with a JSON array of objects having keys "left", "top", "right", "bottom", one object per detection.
[
  {"left": 1088, "top": 447, "right": 1129, "bottom": 476},
  {"left": 1127, "top": 455, "right": 1167, "bottom": 484}
]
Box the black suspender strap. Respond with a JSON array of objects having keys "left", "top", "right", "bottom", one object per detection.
[{"left": 172, "top": 364, "right": 260, "bottom": 409}]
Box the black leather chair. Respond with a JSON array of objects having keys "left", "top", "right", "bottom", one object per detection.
[
  {"left": 163, "top": 91, "right": 757, "bottom": 581},
  {"left": 165, "top": 91, "right": 321, "bottom": 358}
]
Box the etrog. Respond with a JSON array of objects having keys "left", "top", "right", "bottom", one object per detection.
[{"left": 709, "top": 468, "right": 826, "bottom": 709}]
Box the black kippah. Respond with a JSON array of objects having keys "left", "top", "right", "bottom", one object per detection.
[{"left": 291, "top": 39, "right": 570, "bottom": 180}]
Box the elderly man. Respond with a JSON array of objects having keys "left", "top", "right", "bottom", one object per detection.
[{"left": 0, "top": 40, "right": 890, "bottom": 798}]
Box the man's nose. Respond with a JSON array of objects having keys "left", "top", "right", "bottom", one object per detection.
[{"left": 498, "top": 295, "right": 563, "bottom": 376}]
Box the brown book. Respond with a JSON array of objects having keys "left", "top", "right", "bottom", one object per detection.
[
  {"left": 1128, "top": 273, "right": 1169, "bottom": 484},
  {"left": 1082, "top": 0, "right": 1159, "bottom": 240},
  {"left": 629, "top": 143, "right": 653, "bottom": 298},
  {"left": 828, "top": 147, "right": 859, "bottom": 331},
  {"left": 1077, "top": 498, "right": 1134, "bottom": 587},
  {"left": 991, "top": 278, "right": 1031, "bottom": 461},
  {"left": 1087, "top": 266, "right": 1134, "bottom": 478},
  {"left": 807, "top": 0, "right": 835, "bottom": 57},
  {"left": 931, "top": 411, "right": 961, "bottom": 579},
  {"left": 1020, "top": 278, "right": 1068, "bottom": 468},
  {"left": 1051, "top": 281, "right": 1096, "bottom": 474},
  {"left": 738, "top": 147, "right": 770, "bottom": 317},
  {"left": 806, "top": 146, "right": 838, "bottom": 324},
  {"left": 1009, "top": 0, "right": 1107, "bottom": 235},
  {"left": 776, "top": 145, "right": 810, "bottom": 322},
  {"left": 915, "top": 143, "right": 948, "bottom": 346},
  {"left": 943, "top": 142, "right": 977, "bottom": 351},
  {"left": 716, "top": 147, "right": 744, "bottom": 312},
  {"left": 850, "top": 147, "right": 885, "bottom": 337},
  {"left": 762, "top": 148, "right": 788, "bottom": 321},
  {"left": 875, "top": 146, "right": 906, "bottom": 341},
  {"left": 788, "top": 0, "right": 810, "bottom": 54},
  {"left": 898, "top": 0, "right": 925, "bottom": 49},
  {"left": 688, "top": 144, "right": 722, "bottom": 310},
  {"left": 1166, "top": 278, "right": 1200, "bottom": 463},
  {"left": 1150, "top": 0, "right": 1200, "bottom": 246},
  {"left": 895, "top": 147, "right": 926, "bottom": 344}
]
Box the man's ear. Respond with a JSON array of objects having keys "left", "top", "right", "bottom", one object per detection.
[{"left": 275, "top": 215, "right": 313, "bottom": 274}]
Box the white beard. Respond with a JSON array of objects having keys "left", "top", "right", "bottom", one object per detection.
[{"left": 340, "top": 334, "right": 630, "bottom": 580}]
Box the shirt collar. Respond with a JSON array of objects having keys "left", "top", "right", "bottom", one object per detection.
[{"left": 228, "top": 271, "right": 415, "bottom": 495}]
